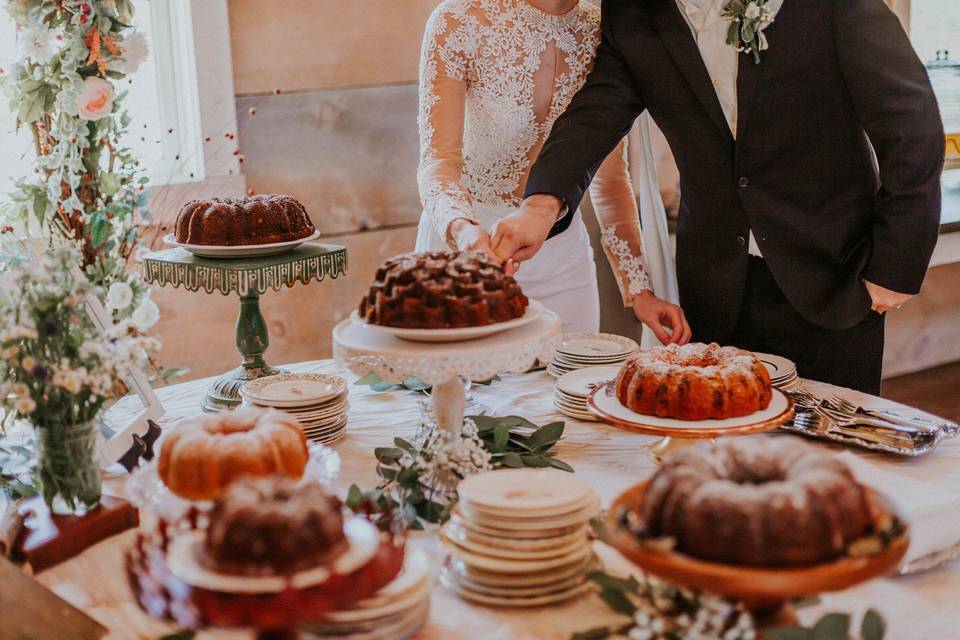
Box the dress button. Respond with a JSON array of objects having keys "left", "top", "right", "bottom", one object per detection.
[
  {"left": 738, "top": 176, "right": 750, "bottom": 188},
  {"left": 737, "top": 235, "right": 747, "bottom": 246}
]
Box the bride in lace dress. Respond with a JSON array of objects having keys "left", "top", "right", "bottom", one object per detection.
[{"left": 415, "top": 0, "right": 691, "bottom": 342}]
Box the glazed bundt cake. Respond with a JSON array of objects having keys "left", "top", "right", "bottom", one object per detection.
[
  {"left": 174, "top": 195, "right": 315, "bottom": 246},
  {"left": 158, "top": 408, "right": 309, "bottom": 501},
  {"left": 636, "top": 439, "right": 880, "bottom": 566},
  {"left": 358, "top": 251, "right": 529, "bottom": 329},
  {"left": 615, "top": 343, "right": 772, "bottom": 420},
  {"left": 203, "top": 476, "right": 348, "bottom": 576}
]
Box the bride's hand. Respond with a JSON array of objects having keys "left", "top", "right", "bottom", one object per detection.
[
  {"left": 632, "top": 290, "right": 692, "bottom": 345},
  {"left": 449, "top": 218, "right": 500, "bottom": 262}
]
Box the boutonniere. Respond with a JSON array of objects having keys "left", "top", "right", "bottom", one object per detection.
[{"left": 721, "top": 0, "right": 775, "bottom": 64}]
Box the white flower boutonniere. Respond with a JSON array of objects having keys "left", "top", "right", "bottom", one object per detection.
[{"left": 722, "top": 0, "right": 775, "bottom": 64}]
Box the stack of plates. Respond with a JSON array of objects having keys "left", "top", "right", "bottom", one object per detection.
[
  {"left": 547, "top": 332, "right": 638, "bottom": 377},
  {"left": 308, "top": 549, "right": 432, "bottom": 639},
  {"left": 440, "top": 469, "right": 600, "bottom": 607},
  {"left": 554, "top": 366, "right": 621, "bottom": 421},
  {"left": 756, "top": 352, "right": 801, "bottom": 391},
  {"left": 241, "top": 373, "right": 349, "bottom": 445}
]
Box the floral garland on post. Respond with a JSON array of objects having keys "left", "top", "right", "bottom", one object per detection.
[{"left": 0, "top": 0, "right": 154, "bottom": 323}]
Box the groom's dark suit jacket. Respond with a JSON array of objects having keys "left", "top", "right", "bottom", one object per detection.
[{"left": 526, "top": 0, "right": 944, "bottom": 341}]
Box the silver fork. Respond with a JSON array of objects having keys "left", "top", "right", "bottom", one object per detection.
[
  {"left": 827, "top": 394, "right": 940, "bottom": 432},
  {"left": 793, "top": 411, "right": 922, "bottom": 449},
  {"left": 816, "top": 404, "right": 931, "bottom": 436}
]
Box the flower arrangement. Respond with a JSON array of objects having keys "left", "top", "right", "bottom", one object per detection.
[
  {"left": 347, "top": 410, "right": 572, "bottom": 529},
  {"left": 0, "top": 244, "right": 160, "bottom": 511},
  {"left": 0, "top": 0, "right": 152, "bottom": 316}
]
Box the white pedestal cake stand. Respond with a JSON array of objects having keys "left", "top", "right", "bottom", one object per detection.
[{"left": 332, "top": 311, "right": 562, "bottom": 432}]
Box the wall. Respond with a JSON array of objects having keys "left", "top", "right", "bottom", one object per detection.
[{"left": 149, "top": 0, "right": 960, "bottom": 385}]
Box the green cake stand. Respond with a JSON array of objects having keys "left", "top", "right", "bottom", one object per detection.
[{"left": 142, "top": 243, "right": 347, "bottom": 412}]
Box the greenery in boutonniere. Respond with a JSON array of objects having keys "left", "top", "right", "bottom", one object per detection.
[
  {"left": 572, "top": 570, "right": 887, "bottom": 640},
  {"left": 722, "top": 0, "right": 775, "bottom": 64},
  {"left": 346, "top": 412, "right": 572, "bottom": 529}
]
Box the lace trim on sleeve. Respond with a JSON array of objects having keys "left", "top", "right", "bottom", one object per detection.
[{"left": 600, "top": 224, "right": 651, "bottom": 304}]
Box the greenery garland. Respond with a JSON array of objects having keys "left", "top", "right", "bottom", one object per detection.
[{"left": 0, "top": 0, "right": 152, "bottom": 317}]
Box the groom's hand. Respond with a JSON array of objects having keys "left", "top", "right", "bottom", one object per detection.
[
  {"left": 864, "top": 279, "right": 913, "bottom": 314},
  {"left": 490, "top": 195, "right": 563, "bottom": 266},
  {"left": 632, "top": 290, "right": 692, "bottom": 345}
]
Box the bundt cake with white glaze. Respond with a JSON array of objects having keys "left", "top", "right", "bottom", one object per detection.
[
  {"left": 636, "top": 439, "right": 881, "bottom": 566},
  {"left": 174, "top": 194, "right": 315, "bottom": 246},
  {"left": 614, "top": 343, "right": 772, "bottom": 420},
  {"left": 158, "top": 408, "right": 309, "bottom": 501}
]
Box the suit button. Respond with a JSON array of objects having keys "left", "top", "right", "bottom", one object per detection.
[
  {"left": 737, "top": 235, "right": 747, "bottom": 246},
  {"left": 738, "top": 176, "right": 750, "bottom": 188}
]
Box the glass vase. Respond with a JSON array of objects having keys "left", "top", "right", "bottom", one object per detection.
[{"left": 35, "top": 418, "right": 102, "bottom": 516}]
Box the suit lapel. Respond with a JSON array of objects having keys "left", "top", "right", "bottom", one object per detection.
[
  {"left": 651, "top": 0, "right": 734, "bottom": 144},
  {"left": 736, "top": 51, "right": 761, "bottom": 140}
]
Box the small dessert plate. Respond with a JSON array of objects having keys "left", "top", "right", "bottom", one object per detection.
[
  {"left": 755, "top": 352, "right": 799, "bottom": 382},
  {"left": 556, "top": 365, "right": 622, "bottom": 399},
  {"left": 458, "top": 468, "right": 595, "bottom": 514},
  {"left": 163, "top": 229, "right": 321, "bottom": 259},
  {"left": 350, "top": 299, "right": 544, "bottom": 343},
  {"left": 557, "top": 333, "right": 639, "bottom": 358},
  {"left": 241, "top": 373, "right": 347, "bottom": 407}
]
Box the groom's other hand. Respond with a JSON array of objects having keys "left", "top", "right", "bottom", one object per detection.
[
  {"left": 449, "top": 218, "right": 501, "bottom": 264},
  {"left": 632, "top": 290, "right": 692, "bottom": 345},
  {"left": 491, "top": 194, "right": 564, "bottom": 265},
  {"left": 864, "top": 279, "right": 913, "bottom": 314}
]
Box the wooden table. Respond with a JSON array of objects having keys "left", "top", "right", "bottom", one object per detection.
[{"left": 31, "top": 360, "right": 960, "bottom": 639}]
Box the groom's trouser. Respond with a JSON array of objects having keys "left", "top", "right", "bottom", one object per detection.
[{"left": 730, "top": 257, "right": 885, "bottom": 395}]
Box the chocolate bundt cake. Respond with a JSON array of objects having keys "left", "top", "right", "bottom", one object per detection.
[
  {"left": 615, "top": 343, "right": 772, "bottom": 420},
  {"left": 358, "top": 251, "right": 529, "bottom": 329},
  {"left": 637, "top": 440, "right": 880, "bottom": 566},
  {"left": 203, "top": 477, "right": 348, "bottom": 576},
  {"left": 174, "top": 195, "right": 315, "bottom": 246}
]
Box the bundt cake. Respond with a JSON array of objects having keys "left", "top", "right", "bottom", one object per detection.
[
  {"left": 158, "top": 408, "right": 309, "bottom": 501},
  {"left": 174, "top": 195, "right": 315, "bottom": 246},
  {"left": 358, "top": 251, "right": 529, "bottom": 329},
  {"left": 203, "top": 476, "right": 348, "bottom": 576},
  {"left": 615, "top": 343, "right": 772, "bottom": 420},
  {"left": 635, "top": 439, "right": 880, "bottom": 566}
]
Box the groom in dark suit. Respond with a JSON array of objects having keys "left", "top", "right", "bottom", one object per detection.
[{"left": 491, "top": 0, "right": 944, "bottom": 393}]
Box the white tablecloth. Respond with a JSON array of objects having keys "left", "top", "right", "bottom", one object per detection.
[{"left": 32, "top": 360, "right": 960, "bottom": 639}]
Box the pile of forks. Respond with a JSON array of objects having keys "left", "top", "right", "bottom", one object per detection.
[{"left": 785, "top": 389, "right": 959, "bottom": 456}]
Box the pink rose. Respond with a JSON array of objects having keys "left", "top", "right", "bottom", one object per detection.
[{"left": 77, "top": 76, "right": 115, "bottom": 120}]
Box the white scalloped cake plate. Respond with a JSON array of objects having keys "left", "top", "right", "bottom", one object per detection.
[
  {"left": 755, "top": 352, "right": 799, "bottom": 381},
  {"left": 166, "top": 516, "right": 378, "bottom": 593},
  {"left": 163, "top": 230, "right": 320, "bottom": 258},
  {"left": 589, "top": 383, "right": 791, "bottom": 431},
  {"left": 349, "top": 299, "right": 544, "bottom": 343}
]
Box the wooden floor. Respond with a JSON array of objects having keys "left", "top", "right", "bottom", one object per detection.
[{"left": 883, "top": 360, "right": 960, "bottom": 422}]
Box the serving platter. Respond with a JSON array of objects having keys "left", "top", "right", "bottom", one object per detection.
[
  {"left": 163, "top": 229, "right": 321, "bottom": 258},
  {"left": 349, "top": 300, "right": 544, "bottom": 343},
  {"left": 604, "top": 481, "right": 909, "bottom": 626}
]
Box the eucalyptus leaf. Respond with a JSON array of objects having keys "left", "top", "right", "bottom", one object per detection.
[
  {"left": 586, "top": 571, "right": 640, "bottom": 594},
  {"left": 597, "top": 587, "right": 637, "bottom": 616},
  {"left": 492, "top": 424, "right": 510, "bottom": 452},
  {"left": 547, "top": 457, "right": 574, "bottom": 473},
  {"left": 346, "top": 484, "right": 364, "bottom": 509},
  {"left": 570, "top": 628, "right": 613, "bottom": 640},
  {"left": 811, "top": 614, "right": 850, "bottom": 640},
  {"left": 526, "top": 421, "right": 565, "bottom": 452},
  {"left": 520, "top": 454, "right": 551, "bottom": 468},
  {"left": 157, "top": 631, "right": 196, "bottom": 640},
  {"left": 500, "top": 451, "right": 524, "bottom": 468},
  {"left": 764, "top": 629, "right": 812, "bottom": 640},
  {"left": 861, "top": 609, "right": 885, "bottom": 640}
]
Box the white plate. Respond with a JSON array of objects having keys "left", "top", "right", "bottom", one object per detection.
[
  {"left": 167, "top": 516, "right": 378, "bottom": 593},
  {"left": 557, "top": 333, "right": 639, "bottom": 358},
  {"left": 590, "top": 384, "right": 791, "bottom": 431},
  {"left": 755, "top": 352, "right": 798, "bottom": 381},
  {"left": 458, "top": 468, "right": 595, "bottom": 514},
  {"left": 440, "top": 565, "right": 592, "bottom": 607},
  {"left": 323, "top": 549, "right": 432, "bottom": 624},
  {"left": 349, "top": 299, "right": 544, "bottom": 344},
  {"left": 241, "top": 373, "right": 347, "bottom": 407},
  {"left": 163, "top": 229, "right": 321, "bottom": 258},
  {"left": 556, "top": 366, "right": 622, "bottom": 399}
]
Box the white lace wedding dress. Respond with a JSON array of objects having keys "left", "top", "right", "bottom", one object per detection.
[{"left": 415, "top": 0, "right": 677, "bottom": 335}]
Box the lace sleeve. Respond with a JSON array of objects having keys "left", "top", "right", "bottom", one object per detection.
[
  {"left": 417, "top": 3, "right": 476, "bottom": 249},
  {"left": 589, "top": 138, "right": 651, "bottom": 306}
]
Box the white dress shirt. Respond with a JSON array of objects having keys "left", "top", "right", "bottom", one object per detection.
[{"left": 674, "top": 0, "right": 784, "bottom": 257}]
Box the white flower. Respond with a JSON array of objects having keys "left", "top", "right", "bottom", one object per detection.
[
  {"left": 744, "top": 2, "right": 761, "bottom": 20},
  {"left": 106, "top": 281, "right": 134, "bottom": 310},
  {"left": 112, "top": 30, "right": 149, "bottom": 75},
  {"left": 1, "top": 346, "right": 20, "bottom": 360},
  {"left": 17, "top": 24, "right": 58, "bottom": 65},
  {"left": 14, "top": 396, "right": 36, "bottom": 414},
  {"left": 758, "top": 31, "right": 769, "bottom": 51},
  {"left": 21, "top": 356, "right": 36, "bottom": 371},
  {"left": 12, "top": 383, "right": 29, "bottom": 397},
  {"left": 131, "top": 296, "right": 160, "bottom": 330},
  {"left": 61, "top": 373, "right": 83, "bottom": 394},
  {"left": 76, "top": 76, "right": 115, "bottom": 121}
]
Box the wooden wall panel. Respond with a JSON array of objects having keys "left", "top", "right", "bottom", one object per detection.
[{"left": 228, "top": 0, "right": 437, "bottom": 94}]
